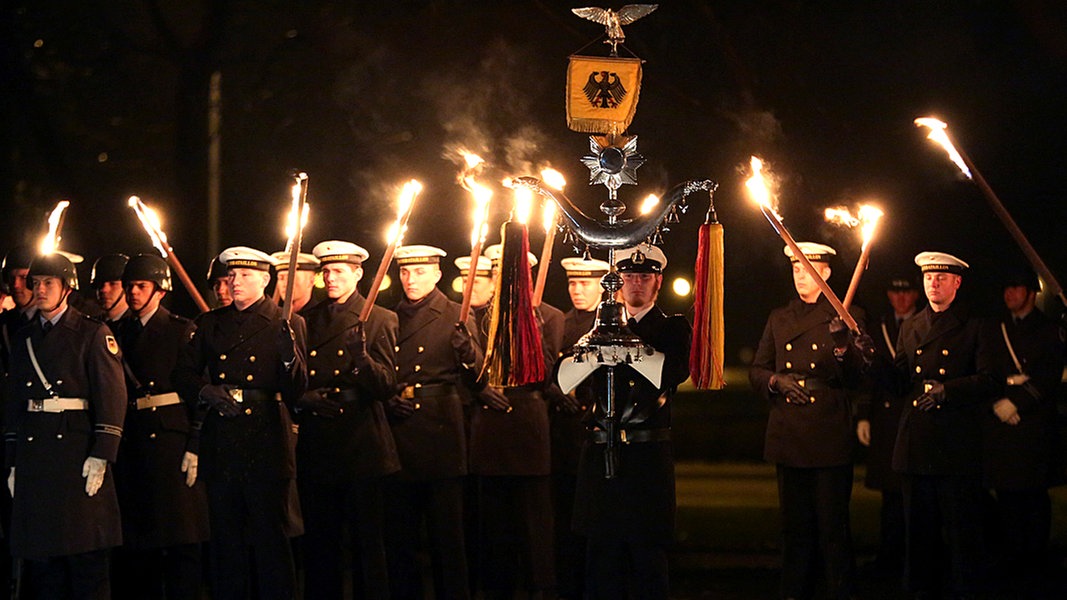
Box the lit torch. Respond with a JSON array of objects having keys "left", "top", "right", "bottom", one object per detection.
[
  {"left": 915, "top": 117, "right": 1066, "bottom": 306},
  {"left": 39, "top": 200, "right": 71, "bottom": 255},
  {"left": 282, "top": 172, "right": 310, "bottom": 320},
  {"left": 532, "top": 168, "right": 564, "bottom": 306},
  {"left": 458, "top": 151, "right": 492, "bottom": 324},
  {"left": 745, "top": 156, "right": 859, "bottom": 332},
  {"left": 128, "top": 196, "right": 210, "bottom": 313},
  {"left": 824, "top": 204, "right": 883, "bottom": 310},
  {"left": 360, "top": 179, "right": 422, "bottom": 322}
]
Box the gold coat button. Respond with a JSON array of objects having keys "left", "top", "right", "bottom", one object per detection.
[
  {"left": 151, "top": 407, "right": 157, "bottom": 412},
  {"left": 884, "top": 401, "right": 891, "bottom": 408},
  {"left": 939, "top": 368, "right": 946, "bottom": 375},
  {"left": 785, "top": 362, "right": 792, "bottom": 369},
  {"left": 56, "top": 434, "right": 62, "bottom": 439},
  {"left": 245, "top": 408, "right": 252, "bottom": 415},
  {"left": 915, "top": 349, "right": 922, "bottom": 356},
  {"left": 915, "top": 366, "right": 922, "bottom": 373},
  {"left": 333, "top": 370, "right": 340, "bottom": 376},
  {"left": 26, "top": 436, "right": 33, "bottom": 442},
  {"left": 249, "top": 356, "right": 256, "bottom": 363},
  {"left": 811, "top": 343, "right": 819, "bottom": 351},
  {"left": 414, "top": 365, "right": 422, "bottom": 372},
  {"left": 394, "top": 345, "right": 400, "bottom": 352},
  {"left": 942, "top": 349, "right": 949, "bottom": 356},
  {"left": 246, "top": 374, "right": 254, "bottom": 382},
  {"left": 338, "top": 349, "right": 344, "bottom": 356},
  {"left": 785, "top": 343, "right": 793, "bottom": 351},
  {"left": 310, "top": 350, "right": 317, "bottom": 357},
  {"left": 809, "top": 396, "right": 816, "bottom": 403},
  {"left": 25, "top": 381, "right": 31, "bottom": 387},
  {"left": 149, "top": 433, "right": 157, "bottom": 439},
  {"left": 219, "top": 373, "right": 226, "bottom": 380},
  {"left": 809, "top": 362, "right": 816, "bottom": 370},
  {"left": 415, "top": 383, "right": 422, "bottom": 388},
  {"left": 220, "top": 354, "right": 227, "bottom": 361},
  {"left": 309, "top": 370, "right": 316, "bottom": 376},
  {"left": 394, "top": 366, "right": 399, "bottom": 371},
  {"left": 418, "top": 346, "right": 425, "bottom": 353},
  {"left": 629, "top": 380, "right": 635, "bottom": 387},
  {"left": 149, "top": 381, "right": 155, "bottom": 388}
]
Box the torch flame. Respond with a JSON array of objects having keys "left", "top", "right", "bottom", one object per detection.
[
  {"left": 128, "top": 196, "right": 170, "bottom": 256},
  {"left": 385, "top": 179, "right": 423, "bottom": 244},
  {"left": 824, "top": 204, "right": 884, "bottom": 250},
  {"left": 540, "top": 168, "right": 566, "bottom": 190},
  {"left": 40, "top": 200, "right": 71, "bottom": 255},
  {"left": 469, "top": 183, "right": 493, "bottom": 246},
  {"left": 285, "top": 202, "right": 310, "bottom": 241},
  {"left": 744, "top": 156, "right": 781, "bottom": 219},
  {"left": 541, "top": 198, "right": 557, "bottom": 234},
  {"left": 858, "top": 205, "right": 884, "bottom": 250},
  {"left": 639, "top": 194, "right": 660, "bottom": 216},
  {"left": 513, "top": 184, "right": 534, "bottom": 225},
  {"left": 914, "top": 117, "right": 972, "bottom": 179}
]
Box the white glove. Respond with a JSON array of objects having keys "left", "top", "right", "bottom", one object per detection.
[
  {"left": 7, "top": 468, "right": 13, "bottom": 498},
  {"left": 856, "top": 419, "right": 871, "bottom": 447},
  {"left": 82, "top": 457, "right": 107, "bottom": 497},
  {"left": 993, "top": 398, "right": 1020, "bottom": 426},
  {"left": 181, "top": 452, "right": 198, "bottom": 487}
]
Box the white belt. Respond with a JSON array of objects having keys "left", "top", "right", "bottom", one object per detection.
[
  {"left": 135, "top": 392, "right": 182, "bottom": 410},
  {"left": 27, "top": 398, "right": 89, "bottom": 413}
]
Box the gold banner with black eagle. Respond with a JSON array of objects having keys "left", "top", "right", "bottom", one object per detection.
[{"left": 566, "top": 55, "right": 643, "bottom": 134}]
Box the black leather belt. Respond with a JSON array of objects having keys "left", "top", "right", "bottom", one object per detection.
[
  {"left": 400, "top": 383, "right": 456, "bottom": 399},
  {"left": 591, "top": 427, "right": 671, "bottom": 444}
]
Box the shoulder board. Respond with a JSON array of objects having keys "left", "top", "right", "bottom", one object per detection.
[
  {"left": 83, "top": 314, "right": 105, "bottom": 324},
  {"left": 170, "top": 313, "right": 191, "bottom": 324}
]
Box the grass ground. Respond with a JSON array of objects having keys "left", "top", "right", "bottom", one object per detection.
[{"left": 668, "top": 461, "right": 1067, "bottom": 598}]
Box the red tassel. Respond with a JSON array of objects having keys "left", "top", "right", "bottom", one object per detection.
[
  {"left": 482, "top": 220, "right": 545, "bottom": 387},
  {"left": 690, "top": 222, "right": 725, "bottom": 389}
]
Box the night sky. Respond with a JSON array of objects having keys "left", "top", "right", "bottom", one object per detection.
[{"left": 4, "top": 1, "right": 1067, "bottom": 364}]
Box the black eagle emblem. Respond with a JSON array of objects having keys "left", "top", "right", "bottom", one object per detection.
[{"left": 583, "top": 71, "right": 627, "bottom": 108}]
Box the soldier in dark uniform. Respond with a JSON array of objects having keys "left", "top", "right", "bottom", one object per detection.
[
  {"left": 452, "top": 253, "right": 494, "bottom": 592},
  {"left": 559, "top": 244, "right": 691, "bottom": 599},
  {"left": 206, "top": 255, "right": 233, "bottom": 308},
  {"left": 983, "top": 268, "right": 1064, "bottom": 593},
  {"left": 295, "top": 240, "right": 399, "bottom": 600},
  {"left": 271, "top": 251, "right": 320, "bottom": 314},
  {"left": 384, "top": 245, "right": 484, "bottom": 600},
  {"left": 869, "top": 251, "right": 998, "bottom": 598},
  {"left": 111, "top": 254, "right": 210, "bottom": 599},
  {"left": 172, "top": 246, "right": 307, "bottom": 600},
  {"left": 4, "top": 252, "right": 126, "bottom": 598},
  {"left": 470, "top": 244, "right": 557, "bottom": 598},
  {"left": 749, "top": 242, "right": 869, "bottom": 600},
  {"left": 90, "top": 254, "right": 130, "bottom": 329},
  {"left": 0, "top": 245, "right": 36, "bottom": 594},
  {"left": 855, "top": 276, "right": 920, "bottom": 580},
  {"left": 551, "top": 256, "right": 608, "bottom": 600}
]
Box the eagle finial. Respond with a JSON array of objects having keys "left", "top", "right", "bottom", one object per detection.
[{"left": 572, "top": 4, "right": 658, "bottom": 55}]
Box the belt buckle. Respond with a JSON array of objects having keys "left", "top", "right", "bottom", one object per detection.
[
  {"left": 401, "top": 386, "right": 415, "bottom": 400},
  {"left": 229, "top": 388, "right": 244, "bottom": 403},
  {"left": 29, "top": 399, "right": 44, "bottom": 412}
]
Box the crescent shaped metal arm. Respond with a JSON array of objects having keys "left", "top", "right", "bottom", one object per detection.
[{"left": 510, "top": 176, "right": 717, "bottom": 248}]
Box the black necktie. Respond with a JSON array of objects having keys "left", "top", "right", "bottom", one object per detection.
[{"left": 41, "top": 320, "right": 52, "bottom": 333}]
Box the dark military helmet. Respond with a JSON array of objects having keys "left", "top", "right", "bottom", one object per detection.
[
  {"left": 1003, "top": 267, "right": 1040, "bottom": 292},
  {"left": 206, "top": 255, "right": 228, "bottom": 282},
  {"left": 123, "top": 254, "right": 172, "bottom": 292},
  {"left": 3, "top": 245, "right": 34, "bottom": 277},
  {"left": 2, "top": 245, "right": 35, "bottom": 290},
  {"left": 90, "top": 254, "right": 129, "bottom": 288},
  {"left": 28, "top": 252, "right": 79, "bottom": 290}
]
